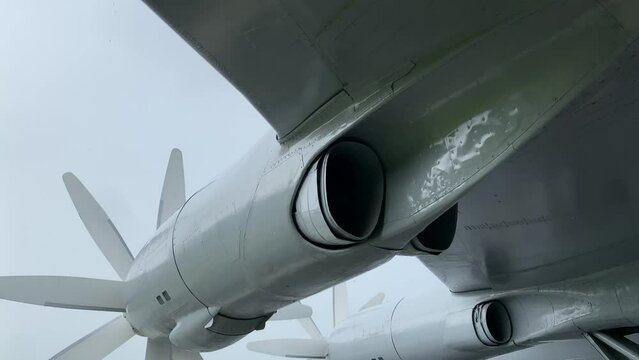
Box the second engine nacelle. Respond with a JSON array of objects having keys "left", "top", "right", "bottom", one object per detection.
[
  {"left": 329, "top": 296, "right": 513, "bottom": 360},
  {"left": 294, "top": 141, "right": 384, "bottom": 247},
  {"left": 392, "top": 297, "right": 513, "bottom": 360}
]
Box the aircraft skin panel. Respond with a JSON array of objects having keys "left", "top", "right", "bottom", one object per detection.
[
  {"left": 141, "top": 0, "right": 580, "bottom": 140},
  {"left": 492, "top": 339, "right": 601, "bottom": 360},
  {"left": 419, "top": 39, "right": 639, "bottom": 292},
  {"left": 125, "top": 215, "right": 208, "bottom": 341},
  {"left": 339, "top": 0, "right": 634, "bottom": 250},
  {"left": 141, "top": 0, "right": 344, "bottom": 139}
]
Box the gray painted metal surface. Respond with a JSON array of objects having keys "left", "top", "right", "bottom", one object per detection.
[
  {"left": 255, "top": 262, "right": 639, "bottom": 360},
  {"left": 420, "top": 39, "right": 639, "bottom": 292}
]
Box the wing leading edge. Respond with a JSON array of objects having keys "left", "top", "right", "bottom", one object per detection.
[
  {"left": 142, "top": 0, "right": 343, "bottom": 138},
  {"left": 142, "top": 1, "right": 555, "bottom": 140}
]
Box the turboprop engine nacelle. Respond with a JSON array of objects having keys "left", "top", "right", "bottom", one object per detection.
[
  {"left": 125, "top": 138, "right": 393, "bottom": 352},
  {"left": 329, "top": 297, "right": 513, "bottom": 360}
]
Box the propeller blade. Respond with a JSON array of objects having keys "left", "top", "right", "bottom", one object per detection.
[
  {"left": 298, "top": 317, "right": 323, "bottom": 340},
  {"left": 359, "top": 292, "right": 385, "bottom": 311},
  {"left": 333, "top": 282, "right": 349, "bottom": 327},
  {"left": 146, "top": 338, "right": 171, "bottom": 360},
  {"left": 271, "top": 301, "right": 313, "bottom": 321},
  {"left": 146, "top": 338, "right": 203, "bottom": 360},
  {"left": 247, "top": 339, "right": 328, "bottom": 359},
  {"left": 157, "top": 149, "right": 185, "bottom": 229},
  {"left": 63, "top": 173, "right": 134, "bottom": 280},
  {"left": 50, "top": 315, "right": 135, "bottom": 360},
  {"left": 0, "top": 276, "right": 125, "bottom": 312},
  {"left": 171, "top": 347, "right": 204, "bottom": 360}
]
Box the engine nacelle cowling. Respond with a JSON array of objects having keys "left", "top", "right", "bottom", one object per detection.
[
  {"left": 393, "top": 298, "right": 513, "bottom": 360},
  {"left": 294, "top": 141, "right": 384, "bottom": 247},
  {"left": 329, "top": 297, "right": 513, "bottom": 360}
]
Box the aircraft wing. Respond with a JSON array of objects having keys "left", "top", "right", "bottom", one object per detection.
[
  {"left": 143, "top": 1, "right": 639, "bottom": 294},
  {"left": 141, "top": 1, "right": 542, "bottom": 140},
  {"left": 142, "top": 0, "right": 344, "bottom": 139},
  {"left": 417, "top": 40, "right": 639, "bottom": 293},
  {"left": 493, "top": 339, "right": 600, "bottom": 360}
]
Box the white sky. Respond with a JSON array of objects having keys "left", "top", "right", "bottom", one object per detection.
[{"left": 0, "top": 1, "right": 438, "bottom": 359}]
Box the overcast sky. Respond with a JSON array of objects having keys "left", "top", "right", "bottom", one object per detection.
[{"left": 0, "top": 1, "right": 604, "bottom": 359}]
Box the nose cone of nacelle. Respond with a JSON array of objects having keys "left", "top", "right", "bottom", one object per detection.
[{"left": 294, "top": 141, "right": 385, "bottom": 247}]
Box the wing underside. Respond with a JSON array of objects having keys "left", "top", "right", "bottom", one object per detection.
[
  {"left": 419, "top": 41, "right": 639, "bottom": 292},
  {"left": 142, "top": 0, "right": 569, "bottom": 139},
  {"left": 141, "top": 0, "right": 639, "bottom": 293}
]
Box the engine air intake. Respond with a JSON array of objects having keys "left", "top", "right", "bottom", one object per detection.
[
  {"left": 473, "top": 301, "right": 512, "bottom": 346},
  {"left": 294, "top": 142, "right": 384, "bottom": 247}
]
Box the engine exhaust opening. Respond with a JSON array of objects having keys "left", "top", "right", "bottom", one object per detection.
[
  {"left": 412, "top": 203, "right": 458, "bottom": 254},
  {"left": 295, "top": 141, "right": 384, "bottom": 247},
  {"left": 474, "top": 301, "right": 512, "bottom": 346}
]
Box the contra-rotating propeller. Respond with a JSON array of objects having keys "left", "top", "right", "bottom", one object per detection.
[
  {"left": 247, "top": 283, "right": 386, "bottom": 359},
  {"left": 0, "top": 149, "right": 197, "bottom": 359},
  {"left": 0, "top": 148, "right": 313, "bottom": 359}
]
